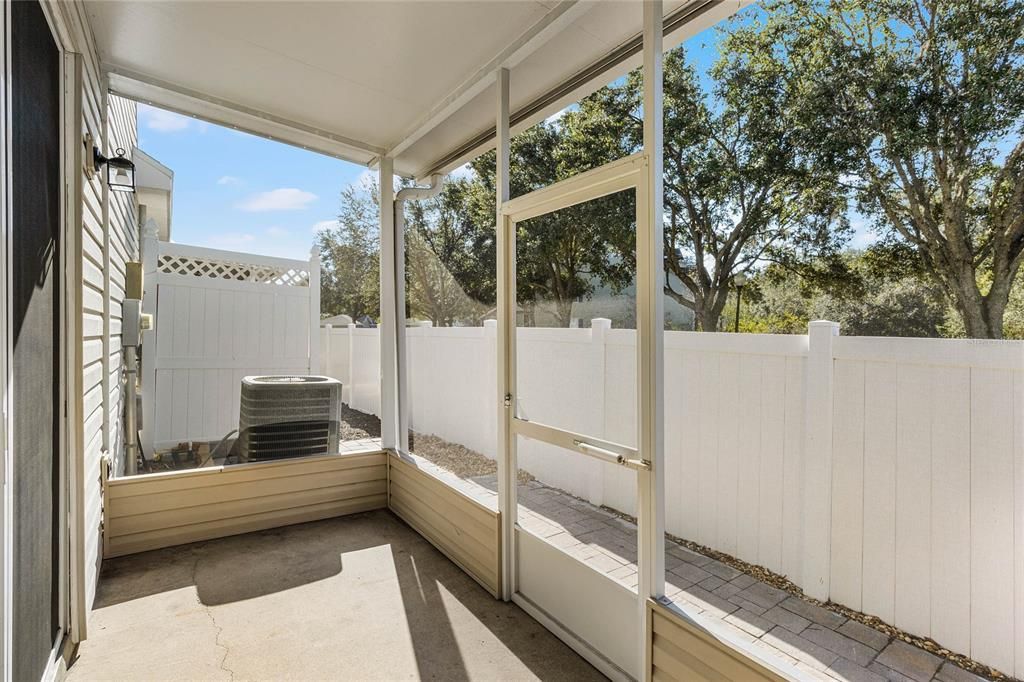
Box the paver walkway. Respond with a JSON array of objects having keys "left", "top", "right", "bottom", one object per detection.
[{"left": 410, "top": 456, "right": 993, "bottom": 682}]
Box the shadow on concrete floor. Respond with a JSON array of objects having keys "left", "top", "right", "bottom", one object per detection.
[{"left": 77, "top": 511, "right": 603, "bottom": 682}]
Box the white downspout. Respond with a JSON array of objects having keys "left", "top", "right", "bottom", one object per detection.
[{"left": 394, "top": 174, "right": 445, "bottom": 453}]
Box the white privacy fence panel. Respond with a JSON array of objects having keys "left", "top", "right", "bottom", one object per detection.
[
  {"left": 663, "top": 332, "right": 808, "bottom": 583},
  {"left": 140, "top": 237, "right": 319, "bottom": 451},
  {"left": 828, "top": 337, "right": 1024, "bottom": 675},
  {"left": 407, "top": 324, "right": 496, "bottom": 456},
  {"left": 321, "top": 324, "right": 382, "bottom": 416},
  {"left": 321, "top": 322, "right": 1024, "bottom": 677}
]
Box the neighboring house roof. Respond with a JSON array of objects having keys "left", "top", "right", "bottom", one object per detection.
[
  {"left": 320, "top": 314, "right": 354, "bottom": 327},
  {"left": 134, "top": 147, "right": 173, "bottom": 191}
]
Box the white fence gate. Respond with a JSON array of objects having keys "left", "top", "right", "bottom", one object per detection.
[
  {"left": 140, "top": 229, "right": 320, "bottom": 453},
  {"left": 320, "top": 321, "right": 1024, "bottom": 678}
]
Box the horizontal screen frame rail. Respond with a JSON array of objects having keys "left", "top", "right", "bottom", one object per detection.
[
  {"left": 511, "top": 417, "right": 647, "bottom": 469},
  {"left": 501, "top": 152, "right": 646, "bottom": 223}
]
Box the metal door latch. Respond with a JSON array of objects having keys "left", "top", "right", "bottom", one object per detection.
[{"left": 503, "top": 393, "right": 512, "bottom": 408}]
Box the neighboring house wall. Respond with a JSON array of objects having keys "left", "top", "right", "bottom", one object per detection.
[
  {"left": 58, "top": 1, "right": 139, "bottom": 615},
  {"left": 135, "top": 147, "right": 173, "bottom": 241}
]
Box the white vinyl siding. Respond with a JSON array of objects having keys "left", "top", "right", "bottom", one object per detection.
[
  {"left": 104, "top": 93, "right": 137, "bottom": 477},
  {"left": 57, "top": 1, "right": 138, "bottom": 615}
]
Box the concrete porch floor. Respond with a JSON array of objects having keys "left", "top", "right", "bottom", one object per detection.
[{"left": 67, "top": 510, "right": 603, "bottom": 681}]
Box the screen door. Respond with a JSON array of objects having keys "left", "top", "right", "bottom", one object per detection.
[{"left": 500, "top": 154, "right": 650, "bottom": 678}]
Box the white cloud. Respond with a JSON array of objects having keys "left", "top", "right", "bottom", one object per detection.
[
  {"left": 312, "top": 219, "right": 336, "bottom": 234},
  {"left": 237, "top": 188, "right": 317, "bottom": 212},
  {"left": 217, "top": 175, "right": 243, "bottom": 186},
  {"left": 139, "top": 104, "right": 192, "bottom": 133},
  {"left": 264, "top": 226, "right": 289, "bottom": 238}
]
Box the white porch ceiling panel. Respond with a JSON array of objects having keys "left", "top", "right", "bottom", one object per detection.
[{"left": 86, "top": 0, "right": 745, "bottom": 177}]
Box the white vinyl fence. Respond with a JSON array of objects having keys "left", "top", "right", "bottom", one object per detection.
[
  {"left": 321, "top": 321, "right": 1024, "bottom": 677},
  {"left": 140, "top": 230, "right": 320, "bottom": 452}
]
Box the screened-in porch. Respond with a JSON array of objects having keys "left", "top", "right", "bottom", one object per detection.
[{"left": 3, "top": 1, "right": 1020, "bottom": 682}]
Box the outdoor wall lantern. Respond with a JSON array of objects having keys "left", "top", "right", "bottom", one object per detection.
[{"left": 92, "top": 142, "right": 136, "bottom": 193}]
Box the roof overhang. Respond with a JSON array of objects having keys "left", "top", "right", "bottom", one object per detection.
[{"left": 87, "top": 0, "right": 749, "bottom": 178}]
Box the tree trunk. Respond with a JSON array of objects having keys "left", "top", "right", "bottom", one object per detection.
[
  {"left": 693, "top": 308, "right": 714, "bottom": 332},
  {"left": 694, "top": 297, "right": 728, "bottom": 332},
  {"left": 949, "top": 267, "right": 1008, "bottom": 339}
]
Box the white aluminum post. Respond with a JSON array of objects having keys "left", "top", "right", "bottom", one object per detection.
[
  {"left": 639, "top": 0, "right": 666, "bottom": 677},
  {"left": 395, "top": 196, "right": 409, "bottom": 453},
  {"left": 139, "top": 220, "right": 159, "bottom": 459},
  {"left": 378, "top": 157, "right": 399, "bottom": 451},
  {"left": 308, "top": 246, "right": 321, "bottom": 374},
  {"left": 495, "top": 66, "right": 516, "bottom": 601}
]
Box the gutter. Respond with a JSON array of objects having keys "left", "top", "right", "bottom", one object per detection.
[{"left": 394, "top": 174, "right": 445, "bottom": 453}]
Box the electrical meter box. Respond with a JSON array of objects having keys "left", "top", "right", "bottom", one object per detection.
[
  {"left": 125, "top": 261, "right": 143, "bottom": 300},
  {"left": 122, "top": 299, "right": 143, "bottom": 347}
]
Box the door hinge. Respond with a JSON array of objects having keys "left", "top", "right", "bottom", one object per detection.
[{"left": 503, "top": 393, "right": 512, "bottom": 408}]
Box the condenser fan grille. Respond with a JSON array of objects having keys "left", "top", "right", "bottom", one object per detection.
[{"left": 238, "top": 375, "right": 342, "bottom": 462}]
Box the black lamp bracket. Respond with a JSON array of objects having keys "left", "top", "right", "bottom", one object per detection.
[{"left": 94, "top": 146, "right": 128, "bottom": 171}]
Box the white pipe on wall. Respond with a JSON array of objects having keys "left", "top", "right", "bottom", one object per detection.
[{"left": 394, "top": 173, "right": 445, "bottom": 453}]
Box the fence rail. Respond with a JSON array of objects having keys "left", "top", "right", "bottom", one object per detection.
[{"left": 320, "top": 321, "right": 1024, "bottom": 677}]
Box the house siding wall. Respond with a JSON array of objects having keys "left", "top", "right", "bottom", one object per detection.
[
  {"left": 104, "top": 93, "right": 137, "bottom": 477},
  {"left": 58, "top": 0, "right": 138, "bottom": 615}
]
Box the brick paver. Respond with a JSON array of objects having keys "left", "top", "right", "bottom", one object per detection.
[{"left": 421, "top": 465, "right": 992, "bottom": 682}]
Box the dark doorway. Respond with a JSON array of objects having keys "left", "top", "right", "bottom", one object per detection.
[{"left": 11, "top": 1, "right": 63, "bottom": 679}]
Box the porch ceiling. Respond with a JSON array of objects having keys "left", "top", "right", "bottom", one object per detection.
[{"left": 85, "top": 0, "right": 744, "bottom": 177}]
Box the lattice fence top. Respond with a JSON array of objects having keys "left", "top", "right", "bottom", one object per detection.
[{"left": 158, "top": 253, "right": 310, "bottom": 287}]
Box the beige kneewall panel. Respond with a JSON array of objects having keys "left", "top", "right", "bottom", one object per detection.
[
  {"left": 387, "top": 453, "right": 501, "bottom": 597},
  {"left": 648, "top": 599, "right": 789, "bottom": 682},
  {"left": 104, "top": 451, "right": 387, "bottom": 557}
]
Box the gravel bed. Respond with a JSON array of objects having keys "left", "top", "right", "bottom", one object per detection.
[
  {"left": 338, "top": 404, "right": 382, "bottom": 440},
  {"left": 408, "top": 432, "right": 533, "bottom": 484}
]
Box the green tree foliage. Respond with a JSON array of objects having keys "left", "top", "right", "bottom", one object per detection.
[
  {"left": 321, "top": 0, "right": 1024, "bottom": 339},
  {"left": 470, "top": 120, "right": 635, "bottom": 327},
  {"left": 740, "top": 251, "right": 948, "bottom": 336},
  {"left": 595, "top": 49, "right": 850, "bottom": 330},
  {"left": 316, "top": 182, "right": 380, "bottom": 322},
  {"left": 403, "top": 178, "right": 493, "bottom": 325},
  {"left": 729, "top": 0, "right": 1024, "bottom": 338}
]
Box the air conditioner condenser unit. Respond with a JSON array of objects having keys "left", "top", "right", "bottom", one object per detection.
[{"left": 238, "top": 375, "right": 342, "bottom": 462}]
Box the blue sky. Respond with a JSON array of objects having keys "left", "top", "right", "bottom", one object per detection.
[
  {"left": 136, "top": 9, "right": 875, "bottom": 260},
  {"left": 137, "top": 106, "right": 368, "bottom": 261}
]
